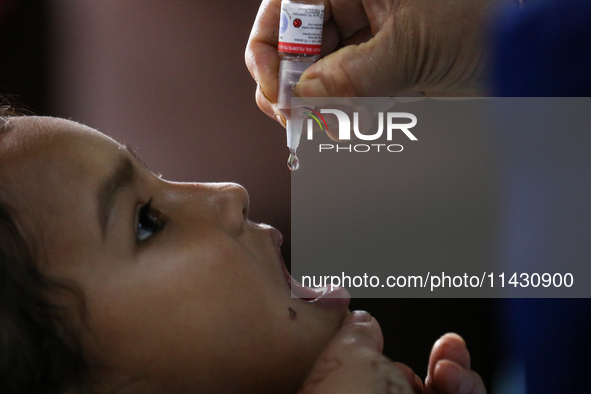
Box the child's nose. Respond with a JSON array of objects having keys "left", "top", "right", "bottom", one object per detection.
[{"left": 208, "top": 182, "right": 250, "bottom": 234}]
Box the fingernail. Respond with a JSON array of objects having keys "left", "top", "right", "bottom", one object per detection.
[
  {"left": 345, "top": 310, "right": 372, "bottom": 324},
  {"left": 295, "top": 78, "right": 329, "bottom": 97},
  {"left": 274, "top": 113, "right": 286, "bottom": 127},
  {"left": 414, "top": 374, "right": 423, "bottom": 389},
  {"left": 440, "top": 332, "right": 466, "bottom": 348},
  {"left": 258, "top": 84, "right": 273, "bottom": 104}
]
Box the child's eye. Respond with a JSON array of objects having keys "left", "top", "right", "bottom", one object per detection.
[{"left": 137, "top": 199, "right": 164, "bottom": 242}]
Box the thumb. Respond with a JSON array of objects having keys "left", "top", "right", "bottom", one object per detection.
[
  {"left": 298, "top": 312, "right": 414, "bottom": 394},
  {"left": 294, "top": 30, "right": 411, "bottom": 97},
  {"left": 335, "top": 310, "right": 385, "bottom": 353}
]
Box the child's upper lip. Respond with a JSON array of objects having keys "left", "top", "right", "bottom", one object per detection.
[{"left": 263, "top": 226, "right": 291, "bottom": 289}]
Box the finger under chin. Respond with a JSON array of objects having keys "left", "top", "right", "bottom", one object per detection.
[
  {"left": 338, "top": 316, "right": 384, "bottom": 353},
  {"left": 426, "top": 360, "right": 486, "bottom": 394}
]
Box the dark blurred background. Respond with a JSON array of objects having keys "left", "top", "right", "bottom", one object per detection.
[{"left": 0, "top": 0, "right": 499, "bottom": 390}]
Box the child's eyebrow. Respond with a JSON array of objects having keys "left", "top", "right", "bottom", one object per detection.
[
  {"left": 121, "top": 143, "right": 162, "bottom": 178},
  {"left": 122, "top": 143, "right": 147, "bottom": 168},
  {"left": 97, "top": 156, "right": 135, "bottom": 240}
]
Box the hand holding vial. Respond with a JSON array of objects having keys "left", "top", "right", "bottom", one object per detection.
[{"left": 245, "top": 0, "right": 496, "bottom": 128}]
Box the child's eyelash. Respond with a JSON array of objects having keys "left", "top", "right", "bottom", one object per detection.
[
  {"left": 137, "top": 198, "right": 165, "bottom": 243},
  {"left": 141, "top": 198, "right": 153, "bottom": 213}
]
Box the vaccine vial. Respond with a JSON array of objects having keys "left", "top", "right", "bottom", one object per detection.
[
  {"left": 278, "top": 0, "right": 324, "bottom": 61},
  {"left": 277, "top": 0, "right": 324, "bottom": 170}
]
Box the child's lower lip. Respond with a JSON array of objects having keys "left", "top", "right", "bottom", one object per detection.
[{"left": 280, "top": 254, "right": 351, "bottom": 308}]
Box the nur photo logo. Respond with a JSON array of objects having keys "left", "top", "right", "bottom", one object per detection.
[{"left": 299, "top": 106, "right": 418, "bottom": 153}]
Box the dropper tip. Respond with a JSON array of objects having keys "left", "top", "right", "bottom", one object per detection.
[{"left": 287, "top": 148, "right": 300, "bottom": 171}]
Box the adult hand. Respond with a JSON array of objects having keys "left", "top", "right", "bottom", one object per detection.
[
  {"left": 246, "top": 0, "right": 497, "bottom": 126},
  {"left": 424, "top": 333, "right": 487, "bottom": 394},
  {"left": 297, "top": 312, "right": 487, "bottom": 394},
  {"left": 297, "top": 310, "right": 421, "bottom": 394}
]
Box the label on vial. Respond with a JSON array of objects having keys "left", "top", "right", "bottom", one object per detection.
[{"left": 278, "top": 2, "right": 324, "bottom": 55}]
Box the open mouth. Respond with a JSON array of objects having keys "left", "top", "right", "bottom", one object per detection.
[
  {"left": 281, "top": 261, "right": 351, "bottom": 306},
  {"left": 268, "top": 226, "right": 350, "bottom": 306},
  {"left": 277, "top": 247, "right": 350, "bottom": 307},
  {"left": 281, "top": 261, "right": 326, "bottom": 301}
]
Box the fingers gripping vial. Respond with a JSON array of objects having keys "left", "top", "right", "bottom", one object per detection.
[{"left": 277, "top": 0, "right": 324, "bottom": 171}]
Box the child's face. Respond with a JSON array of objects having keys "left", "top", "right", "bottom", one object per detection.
[{"left": 0, "top": 117, "right": 350, "bottom": 393}]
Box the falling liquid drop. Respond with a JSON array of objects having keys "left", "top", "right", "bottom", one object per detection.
[{"left": 287, "top": 149, "right": 300, "bottom": 171}]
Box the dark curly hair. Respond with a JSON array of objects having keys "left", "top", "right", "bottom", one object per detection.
[{"left": 0, "top": 108, "right": 91, "bottom": 394}]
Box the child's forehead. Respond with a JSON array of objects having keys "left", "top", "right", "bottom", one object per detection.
[
  {"left": 0, "top": 116, "right": 123, "bottom": 203},
  {"left": 2, "top": 116, "right": 104, "bottom": 147},
  {"left": 1, "top": 116, "right": 118, "bottom": 163},
  {"left": 0, "top": 117, "right": 127, "bottom": 241}
]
